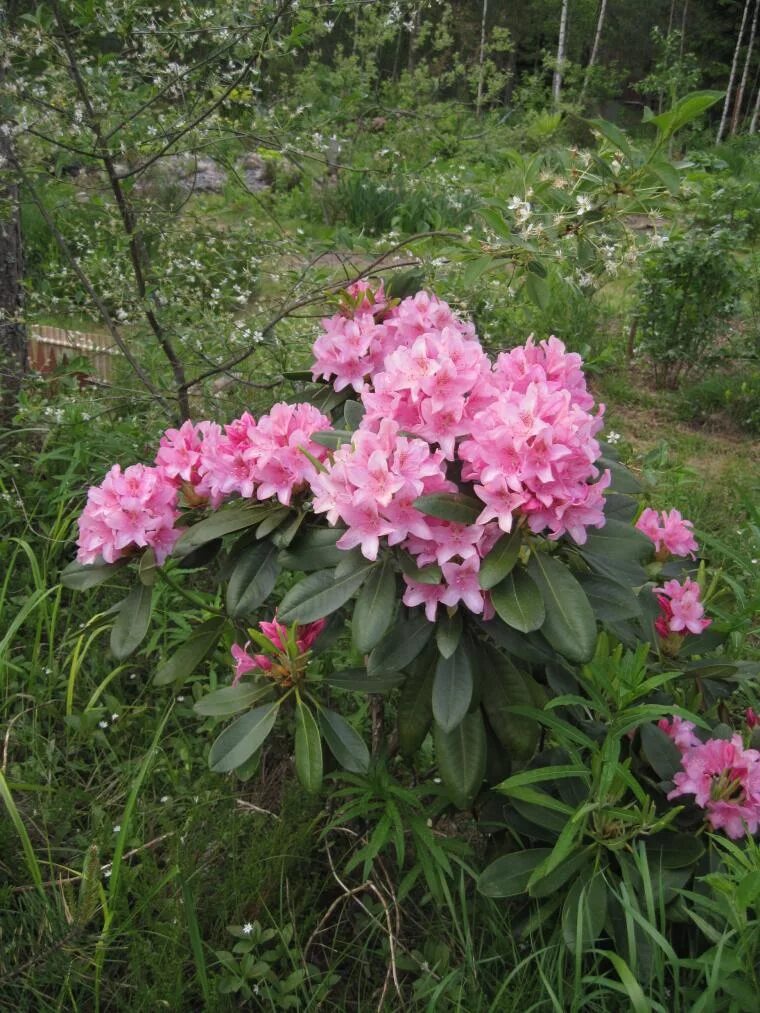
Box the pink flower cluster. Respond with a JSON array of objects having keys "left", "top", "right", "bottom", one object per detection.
[
  {"left": 77, "top": 402, "right": 331, "bottom": 568},
  {"left": 308, "top": 294, "right": 612, "bottom": 617},
  {"left": 458, "top": 338, "right": 609, "bottom": 543},
  {"left": 636, "top": 507, "right": 698, "bottom": 559},
  {"left": 311, "top": 286, "right": 477, "bottom": 393},
  {"left": 76, "top": 463, "right": 180, "bottom": 565},
  {"left": 156, "top": 402, "right": 331, "bottom": 508},
  {"left": 653, "top": 577, "right": 711, "bottom": 637},
  {"left": 231, "top": 617, "right": 326, "bottom": 684},
  {"left": 660, "top": 718, "right": 760, "bottom": 839}
]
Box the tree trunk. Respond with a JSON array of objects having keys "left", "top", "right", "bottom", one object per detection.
[
  {"left": 731, "top": 0, "right": 759, "bottom": 133},
  {"left": 0, "top": 89, "right": 27, "bottom": 426},
  {"left": 476, "top": 0, "right": 489, "bottom": 117},
  {"left": 553, "top": 0, "right": 570, "bottom": 107},
  {"left": 750, "top": 79, "right": 760, "bottom": 132},
  {"left": 679, "top": 0, "right": 689, "bottom": 57},
  {"left": 717, "top": 0, "right": 751, "bottom": 143},
  {"left": 581, "top": 0, "right": 608, "bottom": 101}
]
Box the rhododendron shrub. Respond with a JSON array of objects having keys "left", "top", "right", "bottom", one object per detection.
[{"left": 63, "top": 284, "right": 756, "bottom": 851}]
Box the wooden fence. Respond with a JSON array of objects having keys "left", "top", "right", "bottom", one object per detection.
[{"left": 28, "top": 324, "right": 119, "bottom": 382}]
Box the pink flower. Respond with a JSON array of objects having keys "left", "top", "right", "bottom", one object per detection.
[
  {"left": 653, "top": 577, "right": 711, "bottom": 636},
  {"left": 231, "top": 617, "right": 326, "bottom": 685},
  {"left": 402, "top": 579, "right": 447, "bottom": 622},
  {"left": 231, "top": 643, "right": 270, "bottom": 685},
  {"left": 636, "top": 508, "right": 698, "bottom": 559},
  {"left": 658, "top": 715, "right": 701, "bottom": 752},
  {"left": 76, "top": 463, "right": 180, "bottom": 565},
  {"left": 668, "top": 734, "right": 760, "bottom": 839},
  {"left": 440, "top": 557, "right": 485, "bottom": 614},
  {"left": 746, "top": 708, "right": 759, "bottom": 730}
]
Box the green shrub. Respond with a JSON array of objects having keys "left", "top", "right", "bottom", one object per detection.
[
  {"left": 634, "top": 228, "right": 741, "bottom": 388},
  {"left": 333, "top": 174, "right": 478, "bottom": 235}
]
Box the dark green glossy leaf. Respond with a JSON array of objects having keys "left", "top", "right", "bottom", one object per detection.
[
  {"left": 319, "top": 709, "right": 370, "bottom": 773},
  {"left": 323, "top": 668, "right": 405, "bottom": 693},
  {"left": 432, "top": 642, "right": 473, "bottom": 733},
  {"left": 435, "top": 610, "right": 462, "bottom": 659},
  {"left": 413, "top": 492, "right": 482, "bottom": 525},
  {"left": 491, "top": 569, "right": 545, "bottom": 633},
  {"left": 397, "top": 652, "right": 435, "bottom": 756},
  {"left": 562, "top": 873, "right": 607, "bottom": 952},
  {"left": 480, "top": 644, "right": 539, "bottom": 761},
  {"left": 367, "top": 611, "right": 433, "bottom": 675},
  {"left": 528, "top": 554, "right": 597, "bottom": 664},
  {"left": 310, "top": 429, "right": 353, "bottom": 450},
  {"left": 278, "top": 527, "right": 346, "bottom": 571},
  {"left": 352, "top": 557, "right": 396, "bottom": 653},
  {"left": 640, "top": 723, "right": 682, "bottom": 779},
  {"left": 582, "top": 519, "right": 652, "bottom": 562},
  {"left": 434, "top": 709, "right": 486, "bottom": 810},
  {"left": 646, "top": 832, "right": 705, "bottom": 869},
  {"left": 174, "top": 504, "right": 272, "bottom": 554},
  {"left": 478, "top": 849, "right": 552, "bottom": 898},
  {"left": 278, "top": 563, "right": 374, "bottom": 624},
  {"left": 61, "top": 558, "right": 126, "bottom": 590},
  {"left": 397, "top": 551, "right": 442, "bottom": 585},
  {"left": 225, "top": 541, "right": 280, "bottom": 618},
  {"left": 578, "top": 575, "right": 642, "bottom": 622},
  {"left": 194, "top": 681, "right": 273, "bottom": 717},
  {"left": 110, "top": 583, "right": 153, "bottom": 660},
  {"left": 209, "top": 702, "right": 278, "bottom": 772},
  {"left": 479, "top": 527, "right": 521, "bottom": 590},
  {"left": 154, "top": 616, "right": 226, "bottom": 686},
  {"left": 295, "top": 698, "right": 322, "bottom": 792}
]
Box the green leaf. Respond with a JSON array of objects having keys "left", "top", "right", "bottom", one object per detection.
[
  {"left": 562, "top": 873, "right": 607, "bottom": 953},
  {"left": 397, "top": 652, "right": 435, "bottom": 756},
  {"left": 278, "top": 527, "right": 346, "bottom": 571},
  {"left": 413, "top": 492, "right": 482, "bottom": 525},
  {"left": 154, "top": 617, "right": 226, "bottom": 686},
  {"left": 480, "top": 644, "right": 539, "bottom": 761},
  {"left": 323, "top": 669, "right": 405, "bottom": 693},
  {"left": 649, "top": 90, "right": 724, "bottom": 138},
  {"left": 352, "top": 557, "right": 396, "bottom": 653},
  {"left": 310, "top": 429, "right": 353, "bottom": 449},
  {"left": 318, "top": 709, "right": 370, "bottom": 773},
  {"left": 385, "top": 268, "right": 425, "bottom": 300},
  {"left": 110, "top": 583, "right": 153, "bottom": 660},
  {"left": 650, "top": 159, "right": 680, "bottom": 195},
  {"left": 397, "top": 551, "right": 442, "bottom": 585},
  {"left": 295, "top": 698, "right": 322, "bottom": 792},
  {"left": 588, "top": 117, "right": 633, "bottom": 159},
  {"left": 478, "top": 849, "right": 552, "bottom": 898},
  {"left": 138, "top": 547, "right": 158, "bottom": 586},
  {"left": 578, "top": 575, "right": 642, "bottom": 622},
  {"left": 367, "top": 611, "right": 433, "bottom": 675},
  {"left": 436, "top": 610, "right": 462, "bottom": 659},
  {"left": 61, "top": 558, "right": 126, "bottom": 590},
  {"left": 581, "top": 519, "right": 652, "bottom": 562},
  {"left": 343, "top": 400, "right": 365, "bottom": 430},
  {"left": 208, "top": 703, "right": 278, "bottom": 772},
  {"left": 528, "top": 553, "right": 597, "bottom": 664},
  {"left": 174, "top": 504, "right": 273, "bottom": 554},
  {"left": 432, "top": 642, "right": 473, "bottom": 733},
  {"left": 225, "top": 541, "right": 280, "bottom": 618},
  {"left": 278, "top": 563, "right": 374, "bottom": 624},
  {"left": 491, "top": 569, "right": 545, "bottom": 633},
  {"left": 478, "top": 527, "right": 521, "bottom": 590},
  {"left": 639, "top": 723, "right": 682, "bottom": 779},
  {"left": 646, "top": 832, "right": 704, "bottom": 869},
  {"left": 528, "top": 850, "right": 593, "bottom": 899},
  {"left": 194, "top": 682, "right": 273, "bottom": 717},
  {"left": 462, "top": 254, "right": 496, "bottom": 287},
  {"left": 434, "top": 709, "right": 486, "bottom": 809},
  {"left": 525, "top": 271, "right": 550, "bottom": 309}
]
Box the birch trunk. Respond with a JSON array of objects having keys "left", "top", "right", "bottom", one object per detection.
[
  {"left": 476, "top": 0, "right": 489, "bottom": 117},
  {"left": 553, "top": 0, "right": 570, "bottom": 107},
  {"left": 731, "top": 0, "right": 759, "bottom": 133},
  {"left": 581, "top": 0, "right": 608, "bottom": 101},
  {"left": 717, "top": 0, "right": 751, "bottom": 143},
  {"left": 750, "top": 80, "right": 760, "bottom": 132}
]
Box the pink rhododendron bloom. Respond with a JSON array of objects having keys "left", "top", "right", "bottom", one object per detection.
[
  {"left": 76, "top": 463, "right": 180, "bottom": 564},
  {"left": 636, "top": 507, "right": 698, "bottom": 558},
  {"left": 747, "top": 708, "right": 759, "bottom": 730},
  {"left": 653, "top": 577, "right": 711, "bottom": 636},
  {"left": 668, "top": 734, "right": 760, "bottom": 839},
  {"left": 195, "top": 403, "right": 331, "bottom": 507},
  {"left": 402, "top": 579, "right": 448, "bottom": 622},
  {"left": 156, "top": 419, "right": 215, "bottom": 488},
  {"left": 658, "top": 715, "right": 701, "bottom": 752},
  {"left": 231, "top": 617, "right": 326, "bottom": 685}
]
